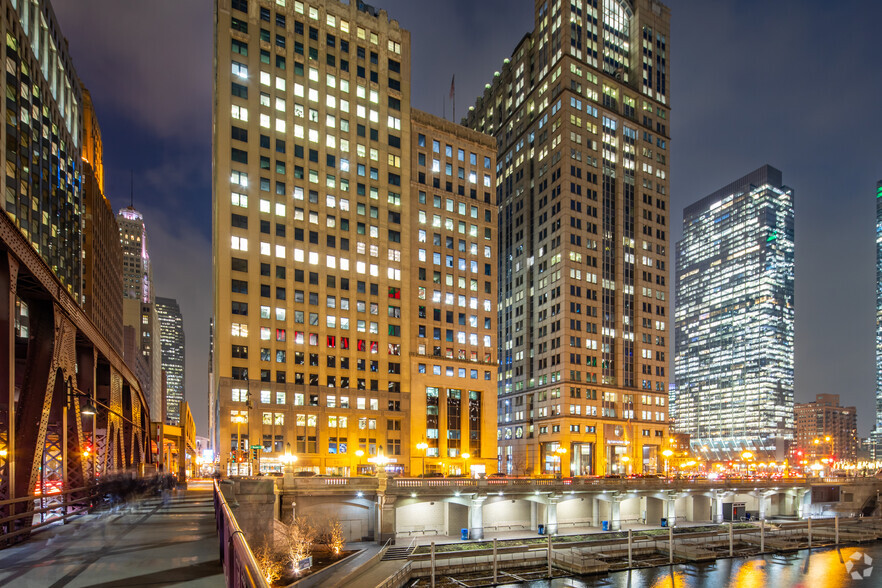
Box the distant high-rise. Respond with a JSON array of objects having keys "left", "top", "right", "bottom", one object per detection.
[
  {"left": 156, "top": 297, "right": 185, "bottom": 425},
  {"left": 117, "top": 207, "right": 153, "bottom": 303},
  {"left": 674, "top": 165, "right": 794, "bottom": 460},
  {"left": 873, "top": 180, "right": 882, "bottom": 459},
  {"left": 118, "top": 206, "right": 162, "bottom": 419},
  {"left": 466, "top": 0, "right": 672, "bottom": 476},
  {"left": 794, "top": 394, "right": 857, "bottom": 464}
]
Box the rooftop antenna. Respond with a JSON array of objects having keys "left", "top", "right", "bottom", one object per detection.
[{"left": 130, "top": 170, "right": 134, "bottom": 208}]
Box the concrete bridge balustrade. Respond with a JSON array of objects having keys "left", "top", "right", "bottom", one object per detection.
[{"left": 272, "top": 476, "right": 882, "bottom": 543}]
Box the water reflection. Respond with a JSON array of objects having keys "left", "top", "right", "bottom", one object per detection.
[{"left": 505, "top": 545, "right": 875, "bottom": 587}]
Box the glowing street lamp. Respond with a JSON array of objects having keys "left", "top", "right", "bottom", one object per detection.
[
  {"left": 416, "top": 441, "right": 429, "bottom": 476},
  {"left": 281, "top": 445, "right": 298, "bottom": 475},
  {"left": 354, "top": 449, "right": 365, "bottom": 476},
  {"left": 662, "top": 449, "right": 674, "bottom": 477},
  {"left": 368, "top": 450, "right": 392, "bottom": 475},
  {"left": 462, "top": 452, "right": 471, "bottom": 477},
  {"left": 554, "top": 446, "right": 567, "bottom": 476},
  {"left": 232, "top": 415, "right": 246, "bottom": 467}
]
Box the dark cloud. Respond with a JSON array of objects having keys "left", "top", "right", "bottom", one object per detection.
[{"left": 49, "top": 0, "right": 882, "bottom": 437}]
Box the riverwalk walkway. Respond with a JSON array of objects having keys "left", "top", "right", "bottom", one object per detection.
[{"left": 0, "top": 479, "right": 222, "bottom": 587}]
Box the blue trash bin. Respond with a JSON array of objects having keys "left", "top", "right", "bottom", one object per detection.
[
  {"left": 538, "top": 524, "right": 545, "bottom": 535},
  {"left": 461, "top": 528, "right": 469, "bottom": 541},
  {"left": 661, "top": 518, "right": 668, "bottom": 528},
  {"left": 602, "top": 520, "right": 609, "bottom": 531}
]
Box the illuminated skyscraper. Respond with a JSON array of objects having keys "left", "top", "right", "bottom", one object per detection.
[
  {"left": 467, "top": 0, "right": 672, "bottom": 476},
  {"left": 212, "top": 0, "right": 498, "bottom": 476},
  {"left": 872, "top": 180, "right": 882, "bottom": 459},
  {"left": 156, "top": 297, "right": 185, "bottom": 425},
  {"left": 118, "top": 207, "right": 162, "bottom": 419},
  {"left": 673, "top": 165, "right": 794, "bottom": 460}
]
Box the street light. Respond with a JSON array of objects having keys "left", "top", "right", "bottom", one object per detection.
[
  {"left": 662, "top": 449, "right": 674, "bottom": 478},
  {"left": 281, "top": 443, "right": 298, "bottom": 475},
  {"left": 368, "top": 450, "right": 392, "bottom": 475},
  {"left": 462, "top": 452, "right": 471, "bottom": 477},
  {"left": 232, "top": 415, "right": 246, "bottom": 472},
  {"left": 416, "top": 442, "right": 429, "bottom": 477},
  {"left": 354, "top": 449, "right": 365, "bottom": 476},
  {"left": 621, "top": 455, "right": 631, "bottom": 476},
  {"left": 554, "top": 446, "right": 567, "bottom": 477}
]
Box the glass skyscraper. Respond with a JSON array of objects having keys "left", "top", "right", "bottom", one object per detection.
[
  {"left": 872, "top": 181, "right": 882, "bottom": 460},
  {"left": 156, "top": 297, "right": 185, "bottom": 425},
  {"left": 673, "top": 165, "right": 794, "bottom": 460}
]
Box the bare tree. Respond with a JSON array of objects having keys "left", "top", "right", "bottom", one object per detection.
[
  {"left": 285, "top": 515, "right": 316, "bottom": 568},
  {"left": 314, "top": 516, "right": 346, "bottom": 557},
  {"left": 253, "top": 542, "right": 284, "bottom": 585}
]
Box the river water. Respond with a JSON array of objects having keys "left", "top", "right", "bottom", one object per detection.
[{"left": 501, "top": 543, "right": 881, "bottom": 587}]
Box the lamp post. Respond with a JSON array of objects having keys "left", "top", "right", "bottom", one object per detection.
[
  {"left": 662, "top": 449, "right": 674, "bottom": 478},
  {"left": 621, "top": 455, "right": 631, "bottom": 476},
  {"left": 554, "top": 446, "right": 567, "bottom": 477},
  {"left": 232, "top": 415, "right": 246, "bottom": 474},
  {"left": 281, "top": 444, "right": 298, "bottom": 475},
  {"left": 368, "top": 450, "right": 392, "bottom": 476},
  {"left": 354, "top": 449, "right": 365, "bottom": 476},
  {"left": 462, "top": 452, "right": 471, "bottom": 477},
  {"left": 417, "top": 442, "right": 428, "bottom": 477}
]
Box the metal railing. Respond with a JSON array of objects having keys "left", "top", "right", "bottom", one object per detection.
[
  {"left": 214, "top": 481, "right": 269, "bottom": 588},
  {"left": 0, "top": 485, "right": 94, "bottom": 546}
]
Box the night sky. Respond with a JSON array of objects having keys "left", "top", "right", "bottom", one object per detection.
[{"left": 51, "top": 0, "right": 882, "bottom": 438}]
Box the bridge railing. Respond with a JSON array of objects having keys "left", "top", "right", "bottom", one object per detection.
[
  {"left": 214, "top": 481, "right": 268, "bottom": 588},
  {"left": 0, "top": 485, "right": 94, "bottom": 547},
  {"left": 276, "top": 474, "right": 871, "bottom": 495},
  {"left": 390, "top": 476, "right": 818, "bottom": 491}
]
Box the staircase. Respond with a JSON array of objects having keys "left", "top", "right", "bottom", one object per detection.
[{"left": 381, "top": 545, "right": 414, "bottom": 561}]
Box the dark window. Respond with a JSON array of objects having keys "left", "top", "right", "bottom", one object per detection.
[
  {"left": 231, "top": 126, "right": 248, "bottom": 142},
  {"left": 231, "top": 82, "right": 248, "bottom": 98},
  {"left": 231, "top": 18, "right": 248, "bottom": 33},
  {"left": 232, "top": 0, "right": 247, "bottom": 12},
  {"left": 231, "top": 148, "right": 248, "bottom": 164},
  {"left": 231, "top": 214, "right": 248, "bottom": 229},
  {"left": 232, "top": 279, "right": 248, "bottom": 294},
  {"left": 388, "top": 59, "right": 400, "bottom": 73},
  {"left": 231, "top": 258, "right": 248, "bottom": 272}
]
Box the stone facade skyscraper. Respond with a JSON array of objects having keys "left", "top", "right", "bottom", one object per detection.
[{"left": 466, "top": 0, "right": 672, "bottom": 476}]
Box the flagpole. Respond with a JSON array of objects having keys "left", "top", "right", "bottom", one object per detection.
[{"left": 450, "top": 75, "right": 456, "bottom": 122}]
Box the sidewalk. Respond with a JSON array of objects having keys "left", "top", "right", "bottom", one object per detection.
[{"left": 0, "top": 479, "right": 223, "bottom": 587}]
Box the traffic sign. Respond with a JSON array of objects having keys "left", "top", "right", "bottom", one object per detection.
[{"left": 251, "top": 444, "right": 262, "bottom": 449}]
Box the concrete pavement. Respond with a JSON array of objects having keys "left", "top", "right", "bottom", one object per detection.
[{"left": 0, "top": 479, "right": 223, "bottom": 587}]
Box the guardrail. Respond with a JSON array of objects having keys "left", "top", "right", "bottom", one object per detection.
[
  {"left": 276, "top": 475, "right": 877, "bottom": 496},
  {"left": 214, "top": 481, "right": 269, "bottom": 588},
  {"left": 0, "top": 485, "right": 94, "bottom": 547}
]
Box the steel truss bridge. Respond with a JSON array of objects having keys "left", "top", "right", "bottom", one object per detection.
[{"left": 0, "top": 211, "right": 152, "bottom": 545}]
